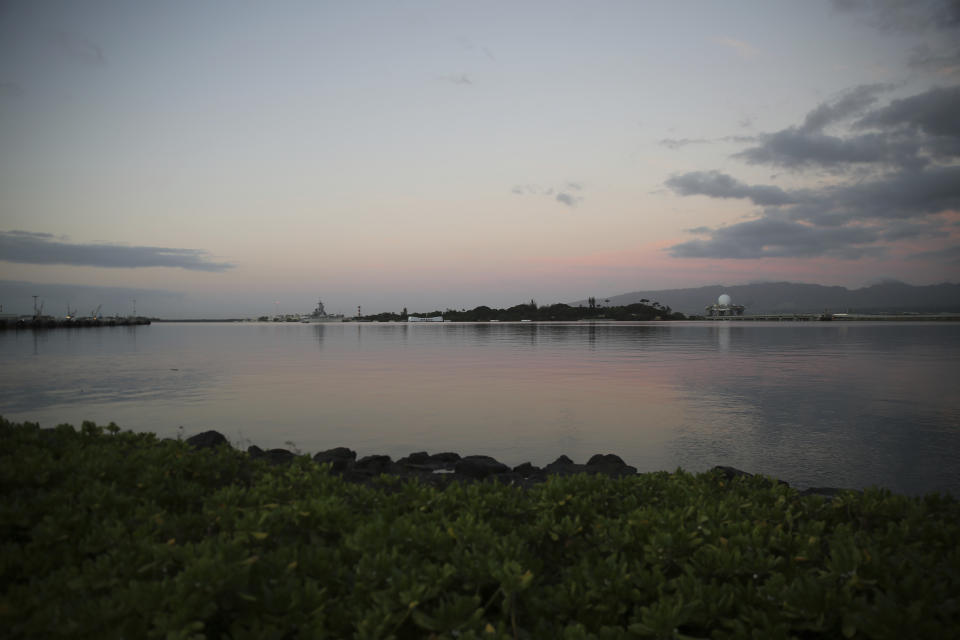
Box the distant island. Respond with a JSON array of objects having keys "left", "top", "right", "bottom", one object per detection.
[{"left": 359, "top": 298, "right": 685, "bottom": 323}]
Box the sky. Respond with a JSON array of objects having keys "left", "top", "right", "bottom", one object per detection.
[{"left": 1, "top": 0, "right": 959, "bottom": 317}]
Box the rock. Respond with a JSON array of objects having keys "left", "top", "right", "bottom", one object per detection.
[
  {"left": 314, "top": 447, "right": 357, "bottom": 471},
  {"left": 398, "top": 451, "right": 430, "bottom": 465},
  {"left": 544, "top": 455, "right": 587, "bottom": 476},
  {"left": 185, "top": 430, "right": 229, "bottom": 449},
  {"left": 586, "top": 453, "right": 625, "bottom": 467},
  {"left": 355, "top": 454, "right": 393, "bottom": 474},
  {"left": 512, "top": 462, "right": 540, "bottom": 474},
  {"left": 711, "top": 466, "right": 789, "bottom": 487},
  {"left": 583, "top": 453, "right": 636, "bottom": 476},
  {"left": 428, "top": 452, "right": 461, "bottom": 464},
  {"left": 248, "top": 445, "right": 264, "bottom": 457},
  {"left": 455, "top": 455, "right": 510, "bottom": 479},
  {"left": 711, "top": 465, "right": 753, "bottom": 481}
]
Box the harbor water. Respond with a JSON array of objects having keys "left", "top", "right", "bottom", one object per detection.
[{"left": 2, "top": 321, "right": 958, "bottom": 496}]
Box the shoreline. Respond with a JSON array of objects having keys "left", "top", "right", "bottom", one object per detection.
[{"left": 187, "top": 429, "right": 854, "bottom": 499}]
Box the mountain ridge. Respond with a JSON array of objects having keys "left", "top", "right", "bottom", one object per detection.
[{"left": 572, "top": 281, "right": 960, "bottom": 315}]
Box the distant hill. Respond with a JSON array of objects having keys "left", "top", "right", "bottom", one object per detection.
[{"left": 572, "top": 282, "right": 960, "bottom": 315}]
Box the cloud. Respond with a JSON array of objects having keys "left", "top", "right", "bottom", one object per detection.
[
  {"left": 666, "top": 171, "right": 798, "bottom": 206},
  {"left": 0, "top": 231, "right": 234, "bottom": 271},
  {"left": 734, "top": 128, "right": 925, "bottom": 170},
  {"left": 555, "top": 193, "right": 581, "bottom": 207},
  {"left": 908, "top": 43, "right": 960, "bottom": 75},
  {"left": 732, "top": 85, "right": 960, "bottom": 171},
  {"left": 665, "top": 83, "right": 960, "bottom": 261},
  {"left": 854, "top": 85, "right": 960, "bottom": 138},
  {"left": 443, "top": 73, "right": 472, "bottom": 85},
  {"left": 668, "top": 217, "right": 883, "bottom": 260},
  {"left": 908, "top": 244, "right": 960, "bottom": 263},
  {"left": 54, "top": 31, "right": 105, "bottom": 66},
  {"left": 832, "top": 0, "right": 960, "bottom": 34},
  {"left": 714, "top": 36, "right": 760, "bottom": 58},
  {"left": 800, "top": 84, "right": 891, "bottom": 132},
  {"left": 833, "top": 0, "right": 960, "bottom": 74},
  {"left": 659, "top": 138, "right": 710, "bottom": 149},
  {"left": 512, "top": 181, "right": 586, "bottom": 207}
]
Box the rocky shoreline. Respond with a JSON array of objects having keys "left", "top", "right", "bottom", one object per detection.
[{"left": 185, "top": 430, "right": 849, "bottom": 497}]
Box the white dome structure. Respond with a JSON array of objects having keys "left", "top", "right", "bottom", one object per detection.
[{"left": 705, "top": 292, "right": 745, "bottom": 318}]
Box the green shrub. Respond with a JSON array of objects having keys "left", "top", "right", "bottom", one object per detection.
[{"left": 1, "top": 418, "right": 958, "bottom": 639}]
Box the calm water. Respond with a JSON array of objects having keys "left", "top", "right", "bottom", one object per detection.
[{"left": 2, "top": 321, "right": 959, "bottom": 496}]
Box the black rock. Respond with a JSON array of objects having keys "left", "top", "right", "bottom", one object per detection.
[
  {"left": 455, "top": 455, "right": 510, "bottom": 479},
  {"left": 313, "top": 447, "right": 357, "bottom": 472},
  {"left": 544, "top": 455, "right": 587, "bottom": 476},
  {"left": 513, "top": 462, "right": 541, "bottom": 474},
  {"left": 711, "top": 466, "right": 789, "bottom": 487},
  {"left": 586, "top": 454, "right": 626, "bottom": 467},
  {"left": 398, "top": 451, "right": 430, "bottom": 465},
  {"left": 711, "top": 466, "right": 753, "bottom": 481},
  {"left": 428, "top": 452, "right": 461, "bottom": 464},
  {"left": 248, "top": 445, "right": 265, "bottom": 457},
  {"left": 185, "top": 430, "right": 229, "bottom": 449},
  {"left": 355, "top": 454, "right": 394, "bottom": 474}
]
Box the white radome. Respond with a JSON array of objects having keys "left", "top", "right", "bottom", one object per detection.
[{"left": 718, "top": 294, "right": 732, "bottom": 306}]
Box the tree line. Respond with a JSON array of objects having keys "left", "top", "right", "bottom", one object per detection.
[{"left": 360, "top": 300, "right": 685, "bottom": 322}]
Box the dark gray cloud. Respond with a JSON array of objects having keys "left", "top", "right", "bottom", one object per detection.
[
  {"left": 800, "top": 84, "right": 890, "bottom": 132},
  {"left": 833, "top": 0, "right": 960, "bottom": 74},
  {"left": 733, "top": 127, "right": 924, "bottom": 170},
  {"left": 668, "top": 217, "right": 883, "bottom": 260},
  {"left": 665, "top": 83, "right": 960, "bottom": 261},
  {"left": 879, "top": 220, "right": 951, "bottom": 241},
  {"left": 832, "top": 0, "right": 960, "bottom": 33},
  {"left": 733, "top": 85, "right": 960, "bottom": 171},
  {"left": 908, "top": 244, "right": 960, "bottom": 263},
  {"left": 0, "top": 231, "right": 233, "bottom": 271},
  {"left": 666, "top": 171, "right": 798, "bottom": 206},
  {"left": 855, "top": 85, "right": 960, "bottom": 138},
  {"left": 908, "top": 43, "right": 960, "bottom": 74}
]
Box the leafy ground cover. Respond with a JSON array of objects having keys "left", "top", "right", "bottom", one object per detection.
[{"left": 1, "top": 418, "right": 958, "bottom": 639}]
